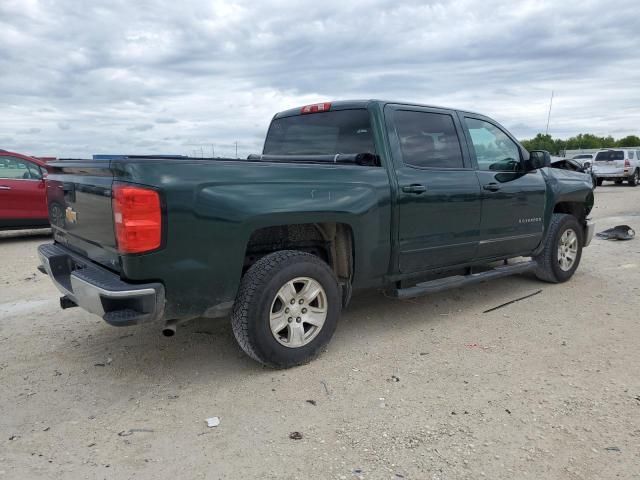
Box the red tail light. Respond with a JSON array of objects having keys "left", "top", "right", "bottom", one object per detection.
[
  {"left": 301, "top": 102, "right": 331, "bottom": 114},
  {"left": 624, "top": 159, "right": 631, "bottom": 167},
  {"left": 112, "top": 184, "right": 162, "bottom": 254}
]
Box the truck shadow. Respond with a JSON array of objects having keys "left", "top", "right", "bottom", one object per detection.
[
  {"left": 61, "top": 273, "right": 547, "bottom": 383},
  {"left": 0, "top": 228, "right": 52, "bottom": 243}
]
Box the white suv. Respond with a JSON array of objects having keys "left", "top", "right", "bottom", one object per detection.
[{"left": 593, "top": 149, "right": 640, "bottom": 186}]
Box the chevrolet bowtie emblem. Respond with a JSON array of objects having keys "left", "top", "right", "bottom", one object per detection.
[{"left": 65, "top": 206, "right": 78, "bottom": 224}]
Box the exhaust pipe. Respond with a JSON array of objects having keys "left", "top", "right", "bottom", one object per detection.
[{"left": 162, "top": 319, "right": 178, "bottom": 337}]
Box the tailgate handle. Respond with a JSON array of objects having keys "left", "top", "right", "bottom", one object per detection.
[{"left": 401, "top": 184, "right": 427, "bottom": 194}]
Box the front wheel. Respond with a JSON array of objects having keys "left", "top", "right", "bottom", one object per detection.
[
  {"left": 629, "top": 170, "right": 639, "bottom": 186},
  {"left": 534, "top": 213, "right": 584, "bottom": 283},
  {"left": 231, "top": 250, "right": 341, "bottom": 368}
]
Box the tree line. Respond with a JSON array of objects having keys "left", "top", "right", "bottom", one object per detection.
[{"left": 520, "top": 133, "right": 640, "bottom": 155}]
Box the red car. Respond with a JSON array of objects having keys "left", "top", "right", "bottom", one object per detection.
[{"left": 0, "top": 149, "right": 53, "bottom": 230}]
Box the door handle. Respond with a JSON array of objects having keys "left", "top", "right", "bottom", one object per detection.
[
  {"left": 401, "top": 184, "right": 427, "bottom": 194},
  {"left": 0, "top": 185, "right": 11, "bottom": 190},
  {"left": 483, "top": 183, "right": 501, "bottom": 192}
]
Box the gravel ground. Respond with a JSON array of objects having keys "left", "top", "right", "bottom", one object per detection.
[{"left": 1, "top": 185, "right": 639, "bottom": 480}]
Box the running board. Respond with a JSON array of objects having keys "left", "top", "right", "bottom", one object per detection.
[{"left": 391, "top": 260, "right": 538, "bottom": 299}]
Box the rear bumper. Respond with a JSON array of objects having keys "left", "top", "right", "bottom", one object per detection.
[
  {"left": 38, "top": 243, "right": 165, "bottom": 326},
  {"left": 594, "top": 171, "right": 629, "bottom": 179},
  {"left": 584, "top": 220, "right": 595, "bottom": 247}
]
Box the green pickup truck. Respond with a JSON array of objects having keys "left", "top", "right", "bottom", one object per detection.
[{"left": 38, "top": 100, "right": 595, "bottom": 367}]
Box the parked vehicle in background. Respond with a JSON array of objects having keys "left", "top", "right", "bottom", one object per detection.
[
  {"left": 551, "top": 156, "right": 597, "bottom": 189},
  {"left": 571, "top": 153, "right": 594, "bottom": 167},
  {"left": 37, "top": 100, "right": 595, "bottom": 367},
  {"left": 0, "top": 149, "right": 53, "bottom": 230},
  {"left": 592, "top": 149, "right": 640, "bottom": 186}
]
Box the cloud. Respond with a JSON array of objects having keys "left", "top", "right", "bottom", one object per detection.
[
  {"left": 155, "top": 117, "right": 178, "bottom": 124},
  {"left": 17, "top": 127, "right": 42, "bottom": 135},
  {"left": 127, "top": 123, "right": 154, "bottom": 132},
  {"left": 0, "top": 0, "right": 638, "bottom": 157}
]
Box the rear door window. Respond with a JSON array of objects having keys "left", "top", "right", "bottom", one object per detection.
[
  {"left": 595, "top": 151, "right": 624, "bottom": 161},
  {"left": 263, "top": 109, "right": 375, "bottom": 156},
  {"left": 629, "top": 151, "right": 635, "bottom": 160},
  {"left": 393, "top": 110, "right": 464, "bottom": 169}
]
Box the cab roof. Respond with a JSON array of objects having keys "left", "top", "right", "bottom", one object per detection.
[{"left": 272, "top": 99, "right": 483, "bottom": 119}]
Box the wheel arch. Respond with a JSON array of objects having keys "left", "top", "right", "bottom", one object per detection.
[{"left": 243, "top": 222, "right": 355, "bottom": 301}]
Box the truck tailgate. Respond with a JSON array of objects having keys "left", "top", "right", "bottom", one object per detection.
[{"left": 46, "top": 160, "right": 120, "bottom": 272}]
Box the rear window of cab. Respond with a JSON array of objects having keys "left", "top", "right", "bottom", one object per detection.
[{"left": 263, "top": 109, "right": 375, "bottom": 156}]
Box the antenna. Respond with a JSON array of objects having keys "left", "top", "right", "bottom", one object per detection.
[
  {"left": 545, "top": 90, "right": 554, "bottom": 136},
  {"left": 235, "top": 141, "right": 238, "bottom": 158}
]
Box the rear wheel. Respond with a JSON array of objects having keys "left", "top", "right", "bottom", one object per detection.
[
  {"left": 534, "top": 213, "right": 583, "bottom": 283},
  {"left": 629, "top": 170, "right": 639, "bottom": 186},
  {"left": 596, "top": 178, "right": 604, "bottom": 186},
  {"left": 231, "top": 250, "right": 341, "bottom": 368}
]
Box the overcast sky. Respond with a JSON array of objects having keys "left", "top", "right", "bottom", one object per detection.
[{"left": 1, "top": 0, "right": 638, "bottom": 158}]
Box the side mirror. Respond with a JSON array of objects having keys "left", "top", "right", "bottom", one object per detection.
[
  {"left": 583, "top": 161, "right": 592, "bottom": 169},
  {"left": 526, "top": 150, "right": 551, "bottom": 171}
]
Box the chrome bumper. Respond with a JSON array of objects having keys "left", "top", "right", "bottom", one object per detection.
[
  {"left": 584, "top": 220, "right": 595, "bottom": 247},
  {"left": 38, "top": 243, "right": 165, "bottom": 326}
]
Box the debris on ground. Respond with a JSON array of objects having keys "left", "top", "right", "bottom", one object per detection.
[
  {"left": 205, "top": 417, "right": 220, "bottom": 428},
  {"left": 117, "top": 429, "right": 154, "bottom": 436},
  {"left": 483, "top": 289, "right": 542, "bottom": 313},
  {"left": 390, "top": 375, "right": 400, "bottom": 382},
  {"left": 596, "top": 225, "right": 635, "bottom": 241},
  {"left": 605, "top": 446, "right": 621, "bottom": 452},
  {"left": 305, "top": 399, "right": 317, "bottom": 406},
  {"left": 320, "top": 380, "right": 330, "bottom": 396},
  {"left": 289, "top": 431, "right": 303, "bottom": 440}
]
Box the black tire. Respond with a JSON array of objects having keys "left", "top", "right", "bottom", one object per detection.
[
  {"left": 615, "top": 179, "right": 623, "bottom": 185},
  {"left": 628, "top": 170, "right": 639, "bottom": 186},
  {"left": 534, "top": 213, "right": 584, "bottom": 283},
  {"left": 231, "top": 250, "right": 341, "bottom": 368},
  {"left": 596, "top": 178, "right": 603, "bottom": 186}
]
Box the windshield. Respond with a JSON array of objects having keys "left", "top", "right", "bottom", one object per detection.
[
  {"left": 595, "top": 150, "right": 624, "bottom": 161},
  {"left": 263, "top": 109, "right": 375, "bottom": 156},
  {"left": 572, "top": 155, "right": 592, "bottom": 159}
]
